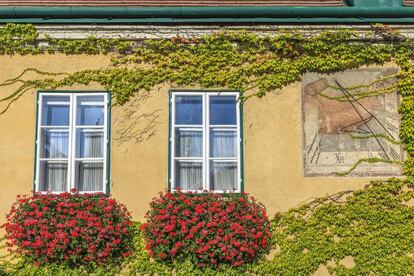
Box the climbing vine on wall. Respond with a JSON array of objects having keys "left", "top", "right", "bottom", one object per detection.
[
  {"left": 2, "top": 179, "right": 414, "bottom": 275},
  {"left": 259, "top": 178, "right": 414, "bottom": 275},
  {"left": 0, "top": 24, "right": 413, "bottom": 175},
  {"left": 0, "top": 23, "right": 414, "bottom": 275}
]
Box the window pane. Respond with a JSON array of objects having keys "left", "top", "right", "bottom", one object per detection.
[
  {"left": 77, "top": 96, "right": 105, "bottom": 126},
  {"left": 76, "top": 129, "right": 104, "bottom": 158},
  {"left": 210, "top": 162, "right": 237, "bottom": 191},
  {"left": 75, "top": 162, "right": 103, "bottom": 192},
  {"left": 175, "top": 161, "right": 203, "bottom": 190},
  {"left": 175, "top": 128, "right": 202, "bottom": 157},
  {"left": 175, "top": 96, "right": 202, "bottom": 125},
  {"left": 210, "top": 96, "right": 237, "bottom": 125},
  {"left": 41, "top": 96, "right": 70, "bottom": 126},
  {"left": 210, "top": 129, "right": 237, "bottom": 158},
  {"left": 40, "top": 129, "right": 69, "bottom": 158},
  {"left": 39, "top": 161, "right": 67, "bottom": 192}
]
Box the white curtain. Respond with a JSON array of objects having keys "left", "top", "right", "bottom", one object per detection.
[
  {"left": 77, "top": 131, "right": 104, "bottom": 191},
  {"left": 175, "top": 162, "right": 203, "bottom": 190},
  {"left": 80, "top": 131, "right": 103, "bottom": 158},
  {"left": 210, "top": 130, "right": 236, "bottom": 157},
  {"left": 210, "top": 130, "right": 237, "bottom": 190},
  {"left": 40, "top": 130, "right": 68, "bottom": 192},
  {"left": 175, "top": 129, "right": 203, "bottom": 190},
  {"left": 77, "top": 162, "right": 103, "bottom": 191},
  {"left": 210, "top": 162, "right": 237, "bottom": 191},
  {"left": 176, "top": 130, "right": 202, "bottom": 157},
  {"left": 43, "top": 130, "right": 68, "bottom": 158},
  {"left": 41, "top": 162, "right": 67, "bottom": 192}
]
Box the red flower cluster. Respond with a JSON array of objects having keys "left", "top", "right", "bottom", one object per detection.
[
  {"left": 141, "top": 191, "right": 271, "bottom": 267},
  {"left": 2, "top": 191, "right": 133, "bottom": 266}
]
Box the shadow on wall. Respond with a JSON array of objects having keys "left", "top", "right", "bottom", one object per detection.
[{"left": 113, "top": 90, "right": 162, "bottom": 147}]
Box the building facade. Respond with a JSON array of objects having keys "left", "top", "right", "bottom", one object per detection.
[{"left": 0, "top": 0, "right": 412, "bottom": 225}]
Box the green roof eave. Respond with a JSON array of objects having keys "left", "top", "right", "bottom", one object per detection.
[{"left": 1, "top": 6, "right": 414, "bottom": 23}]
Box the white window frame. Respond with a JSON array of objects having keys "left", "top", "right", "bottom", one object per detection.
[
  {"left": 34, "top": 91, "right": 109, "bottom": 194},
  {"left": 170, "top": 91, "right": 242, "bottom": 193}
]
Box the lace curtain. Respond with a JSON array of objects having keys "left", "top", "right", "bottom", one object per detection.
[
  {"left": 175, "top": 129, "right": 237, "bottom": 190},
  {"left": 210, "top": 162, "right": 237, "bottom": 190},
  {"left": 175, "top": 162, "right": 203, "bottom": 190},
  {"left": 41, "top": 163, "right": 67, "bottom": 192},
  {"left": 41, "top": 131, "right": 68, "bottom": 191},
  {"left": 77, "top": 131, "right": 103, "bottom": 191}
]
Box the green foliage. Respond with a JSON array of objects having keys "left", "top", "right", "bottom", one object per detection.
[
  {"left": 261, "top": 178, "right": 414, "bottom": 275},
  {"left": 0, "top": 24, "right": 40, "bottom": 55},
  {"left": 0, "top": 23, "right": 411, "bottom": 175},
  {"left": 2, "top": 179, "right": 414, "bottom": 275},
  {"left": 0, "top": 24, "right": 403, "bottom": 107},
  {"left": 1, "top": 23, "right": 414, "bottom": 275},
  {"left": 334, "top": 158, "right": 402, "bottom": 176},
  {"left": 0, "top": 23, "right": 133, "bottom": 56}
]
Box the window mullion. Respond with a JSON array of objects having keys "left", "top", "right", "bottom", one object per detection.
[
  {"left": 69, "top": 94, "right": 76, "bottom": 192},
  {"left": 237, "top": 96, "right": 241, "bottom": 192},
  {"left": 34, "top": 95, "right": 42, "bottom": 193},
  {"left": 103, "top": 93, "right": 108, "bottom": 193},
  {"left": 171, "top": 94, "right": 175, "bottom": 191},
  {"left": 204, "top": 93, "right": 209, "bottom": 192}
]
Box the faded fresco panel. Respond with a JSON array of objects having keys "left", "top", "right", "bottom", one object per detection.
[{"left": 302, "top": 68, "right": 403, "bottom": 177}]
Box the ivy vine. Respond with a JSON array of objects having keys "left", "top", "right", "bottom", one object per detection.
[
  {"left": 2, "top": 179, "right": 414, "bottom": 275},
  {"left": 0, "top": 23, "right": 412, "bottom": 175},
  {"left": 0, "top": 23, "right": 414, "bottom": 275},
  {"left": 260, "top": 178, "right": 414, "bottom": 275}
]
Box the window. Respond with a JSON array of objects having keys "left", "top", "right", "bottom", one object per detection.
[
  {"left": 169, "top": 91, "right": 242, "bottom": 193},
  {"left": 34, "top": 92, "right": 110, "bottom": 193}
]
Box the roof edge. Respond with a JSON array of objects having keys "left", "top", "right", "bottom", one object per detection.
[{"left": 1, "top": 6, "right": 414, "bottom": 23}]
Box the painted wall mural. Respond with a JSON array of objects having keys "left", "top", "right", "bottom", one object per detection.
[{"left": 302, "top": 68, "right": 403, "bottom": 176}]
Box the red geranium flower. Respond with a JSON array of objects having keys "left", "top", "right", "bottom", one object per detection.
[
  {"left": 1, "top": 192, "right": 133, "bottom": 266},
  {"left": 141, "top": 191, "right": 271, "bottom": 268}
]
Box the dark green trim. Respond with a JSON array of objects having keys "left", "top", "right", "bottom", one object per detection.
[
  {"left": 167, "top": 89, "right": 244, "bottom": 193},
  {"left": 34, "top": 90, "right": 111, "bottom": 194},
  {"left": 239, "top": 94, "right": 244, "bottom": 193},
  {"left": 5, "top": 17, "right": 414, "bottom": 24},
  {"left": 2, "top": 6, "right": 414, "bottom": 23},
  {"left": 1, "top": 6, "right": 414, "bottom": 18},
  {"left": 33, "top": 92, "right": 40, "bottom": 194},
  {"left": 168, "top": 90, "right": 172, "bottom": 192},
  {"left": 106, "top": 92, "right": 112, "bottom": 195}
]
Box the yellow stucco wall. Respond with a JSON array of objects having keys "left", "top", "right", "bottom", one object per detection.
[{"left": 0, "top": 54, "right": 385, "bottom": 226}]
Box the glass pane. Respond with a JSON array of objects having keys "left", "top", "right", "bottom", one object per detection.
[
  {"left": 210, "top": 96, "right": 237, "bottom": 125},
  {"left": 75, "top": 162, "right": 104, "bottom": 192},
  {"left": 175, "top": 161, "right": 203, "bottom": 190},
  {"left": 210, "top": 129, "right": 237, "bottom": 158},
  {"left": 175, "top": 128, "right": 202, "bottom": 157},
  {"left": 40, "top": 129, "right": 69, "bottom": 158},
  {"left": 39, "top": 161, "right": 67, "bottom": 192},
  {"left": 210, "top": 162, "right": 238, "bottom": 191},
  {"left": 41, "top": 96, "right": 70, "bottom": 126},
  {"left": 175, "top": 96, "right": 202, "bottom": 125},
  {"left": 76, "top": 129, "right": 104, "bottom": 158},
  {"left": 76, "top": 96, "right": 105, "bottom": 126}
]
